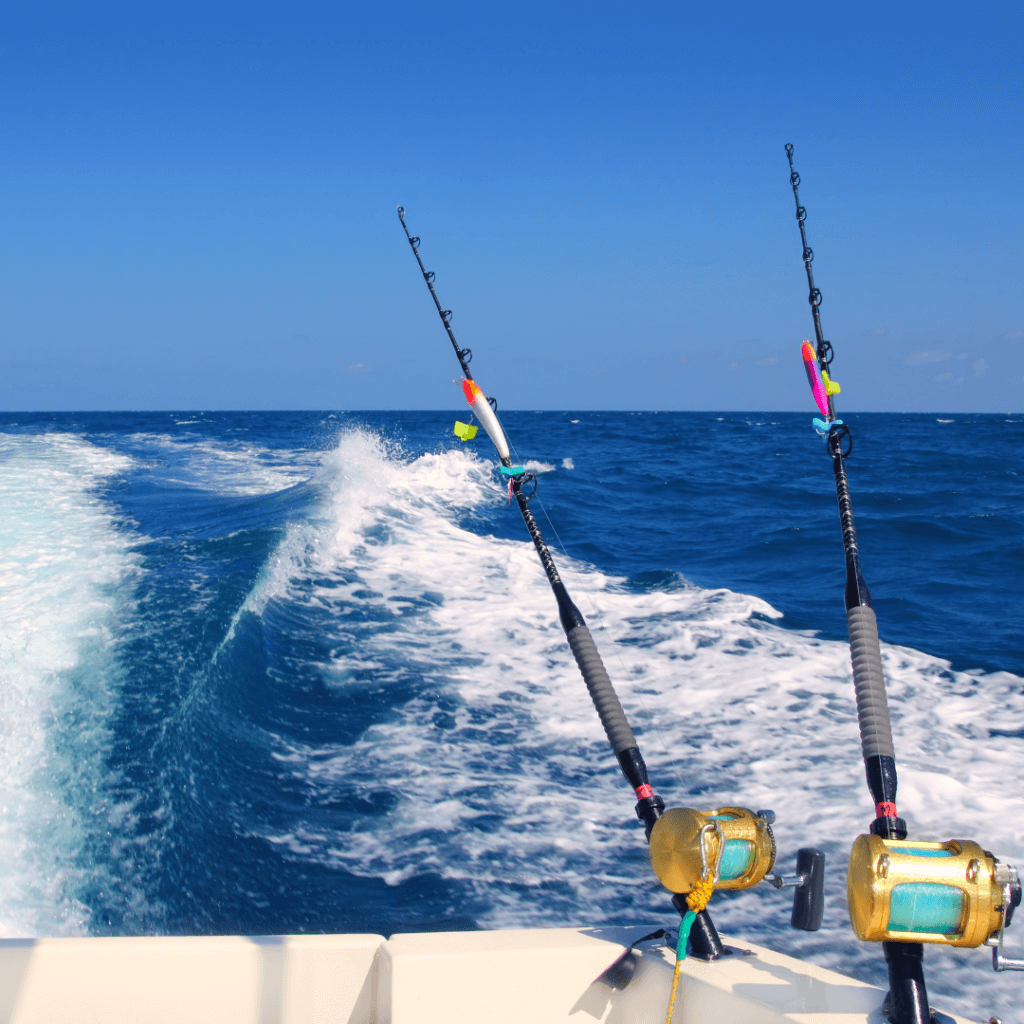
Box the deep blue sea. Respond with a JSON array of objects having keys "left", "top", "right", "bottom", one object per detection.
[{"left": 1, "top": 410, "right": 1022, "bottom": 1020}]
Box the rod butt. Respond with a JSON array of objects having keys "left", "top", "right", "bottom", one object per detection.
[{"left": 883, "top": 941, "right": 929, "bottom": 1024}]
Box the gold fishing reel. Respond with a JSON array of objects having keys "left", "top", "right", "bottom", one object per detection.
[
  {"left": 848, "top": 835, "right": 1022, "bottom": 960},
  {"left": 649, "top": 806, "right": 776, "bottom": 894}
]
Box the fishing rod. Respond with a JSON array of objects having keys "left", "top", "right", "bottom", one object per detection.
[
  {"left": 785, "top": 144, "right": 1023, "bottom": 1024},
  {"left": 396, "top": 206, "right": 825, "bottom": 984}
]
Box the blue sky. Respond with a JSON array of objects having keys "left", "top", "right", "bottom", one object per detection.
[{"left": 1, "top": 1, "right": 1020, "bottom": 411}]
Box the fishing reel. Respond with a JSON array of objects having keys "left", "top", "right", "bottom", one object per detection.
[
  {"left": 648, "top": 807, "right": 825, "bottom": 931},
  {"left": 847, "top": 835, "right": 1024, "bottom": 970}
]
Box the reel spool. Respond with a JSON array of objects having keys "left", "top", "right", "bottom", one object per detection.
[
  {"left": 649, "top": 807, "right": 776, "bottom": 893},
  {"left": 848, "top": 835, "right": 1022, "bottom": 950}
]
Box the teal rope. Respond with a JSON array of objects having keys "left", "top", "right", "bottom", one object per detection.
[{"left": 676, "top": 909, "right": 697, "bottom": 960}]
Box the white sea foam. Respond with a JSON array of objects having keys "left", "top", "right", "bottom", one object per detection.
[
  {"left": 0, "top": 434, "right": 142, "bottom": 936},
  {"left": 561, "top": 458, "right": 575, "bottom": 470},
  {"left": 246, "top": 429, "right": 1024, "bottom": 1019},
  {"left": 128, "top": 433, "right": 316, "bottom": 496}
]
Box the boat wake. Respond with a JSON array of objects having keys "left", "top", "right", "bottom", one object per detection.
[
  {"left": 0, "top": 423, "right": 1021, "bottom": 1017},
  {"left": 231, "top": 429, "right": 1024, "bottom": 1017},
  {"left": 0, "top": 434, "right": 146, "bottom": 936}
]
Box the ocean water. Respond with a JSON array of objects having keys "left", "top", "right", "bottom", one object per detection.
[{"left": 0, "top": 410, "right": 1022, "bottom": 1020}]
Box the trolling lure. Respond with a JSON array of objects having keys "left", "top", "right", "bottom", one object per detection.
[
  {"left": 801, "top": 340, "right": 829, "bottom": 417},
  {"left": 801, "top": 340, "right": 842, "bottom": 435},
  {"left": 461, "top": 378, "right": 510, "bottom": 459}
]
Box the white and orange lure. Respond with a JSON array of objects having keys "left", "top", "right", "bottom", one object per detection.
[{"left": 461, "top": 378, "right": 510, "bottom": 461}]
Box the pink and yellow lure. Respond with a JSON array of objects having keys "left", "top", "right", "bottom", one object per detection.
[
  {"left": 801, "top": 341, "right": 842, "bottom": 435},
  {"left": 801, "top": 341, "right": 830, "bottom": 417}
]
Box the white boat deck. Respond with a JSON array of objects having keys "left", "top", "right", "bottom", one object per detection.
[{"left": 0, "top": 926, "right": 971, "bottom": 1023}]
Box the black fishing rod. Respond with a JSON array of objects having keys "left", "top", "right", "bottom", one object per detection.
[
  {"left": 784, "top": 146, "right": 903, "bottom": 846},
  {"left": 396, "top": 208, "right": 825, "bottom": 985},
  {"left": 395, "top": 206, "right": 666, "bottom": 833},
  {"left": 785, "top": 144, "right": 1022, "bottom": 1024}
]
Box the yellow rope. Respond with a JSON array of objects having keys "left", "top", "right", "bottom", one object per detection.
[
  {"left": 665, "top": 957, "right": 684, "bottom": 1023},
  {"left": 663, "top": 950, "right": 679, "bottom": 1024},
  {"left": 664, "top": 880, "right": 715, "bottom": 1024},
  {"left": 685, "top": 877, "right": 714, "bottom": 914}
]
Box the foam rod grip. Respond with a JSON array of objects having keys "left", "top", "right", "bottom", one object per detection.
[
  {"left": 565, "top": 623, "right": 637, "bottom": 754},
  {"left": 846, "top": 605, "right": 895, "bottom": 761}
]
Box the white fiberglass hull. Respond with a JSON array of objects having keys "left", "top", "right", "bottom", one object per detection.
[{"left": 0, "top": 926, "right": 971, "bottom": 1023}]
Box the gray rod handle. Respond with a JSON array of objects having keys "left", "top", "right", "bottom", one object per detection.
[
  {"left": 566, "top": 623, "right": 637, "bottom": 754},
  {"left": 846, "top": 605, "right": 895, "bottom": 761}
]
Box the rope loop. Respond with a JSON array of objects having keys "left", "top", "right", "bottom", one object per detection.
[
  {"left": 828, "top": 423, "right": 853, "bottom": 459},
  {"left": 791, "top": 171, "right": 800, "bottom": 186},
  {"left": 396, "top": 205, "right": 406, "bottom": 220},
  {"left": 796, "top": 205, "right": 807, "bottom": 223},
  {"left": 487, "top": 395, "right": 498, "bottom": 412},
  {"left": 410, "top": 236, "right": 420, "bottom": 251},
  {"left": 785, "top": 143, "right": 794, "bottom": 157},
  {"left": 457, "top": 346, "right": 472, "bottom": 364},
  {"left": 425, "top": 271, "right": 435, "bottom": 283},
  {"left": 818, "top": 340, "right": 834, "bottom": 366},
  {"left": 809, "top": 288, "right": 822, "bottom": 307},
  {"left": 441, "top": 309, "right": 453, "bottom": 323},
  {"left": 686, "top": 876, "right": 715, "bottom": 914},
  {"left": 803, "top": 246, "right": 814, "bottom": 264}
]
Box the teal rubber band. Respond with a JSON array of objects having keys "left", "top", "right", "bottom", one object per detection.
[
  {"left": 499, "top": 466, "right": 525, "bottom": 477},
  {"left": 676, "top": 909, "right": 697, "bottom": 961}
]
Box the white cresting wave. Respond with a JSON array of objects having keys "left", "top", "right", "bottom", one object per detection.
[
  {"left": 127, "top": 432, "right": 318, "bottom": 496},
  {"left": 246, "top": 429, "right": 1023, "bottom": 1020},
  {"left": 0, "top": 434, "right": 143, "bottom": 936}
]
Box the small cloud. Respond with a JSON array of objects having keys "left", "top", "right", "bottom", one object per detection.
[
  {"left": 754, "top": 357, "right": 778, "bottom": 366},
  {"left": 871, "top": 327, "right": 886, "bottom": 336},
  {"left": 905, "top": 351, "right": 951, "bottom": 365},
  {"left": 348, "top": 362, "right": 369, "bottom": 371},
  {"left": 1006, "top": 331, "right": 1023, "bottom": 339},
  {"left": 934, "top": 371, "right": 963, "bottom": 384},
  {"left": 957, "top": 353, "right": 968, "bottom": 359},
  {"left": 974, "top": 359, "right": 989, "bottom": 376}
]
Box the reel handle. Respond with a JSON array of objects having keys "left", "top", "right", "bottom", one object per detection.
[
  {"left": 766, "top": 847, "right": 826, "bottom": 932},
  {"left": 791, "top": 848, "right": 826, "bottom": 931}
]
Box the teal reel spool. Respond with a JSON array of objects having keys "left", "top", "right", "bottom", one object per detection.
[{"left": 848, "top": 836, "right": 1014, "bottom": 947}]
